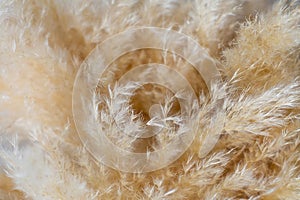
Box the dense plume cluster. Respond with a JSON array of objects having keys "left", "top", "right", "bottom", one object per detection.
[{"left": 0, "top": 0, "right": 299, "bottom": 199}]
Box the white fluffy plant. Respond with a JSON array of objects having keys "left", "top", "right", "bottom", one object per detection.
[
  {"left": 0, "top": 0, "right": 299, "bottom": 199},
  {"left": 0, "top": 132, "right": 96, "bottom": 199}
]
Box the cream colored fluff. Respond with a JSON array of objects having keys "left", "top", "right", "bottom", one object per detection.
[{"left": 0, "top": 0, "right": 299, "bottom": 199}]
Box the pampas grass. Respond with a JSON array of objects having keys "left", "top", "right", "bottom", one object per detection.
[{"left": 0, "top": 0, "right": 299, "bottom": 199}]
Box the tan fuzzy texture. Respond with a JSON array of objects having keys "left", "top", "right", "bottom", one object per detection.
[{"left": 0, "top": 0, "right": 299, "bottom": 200}]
